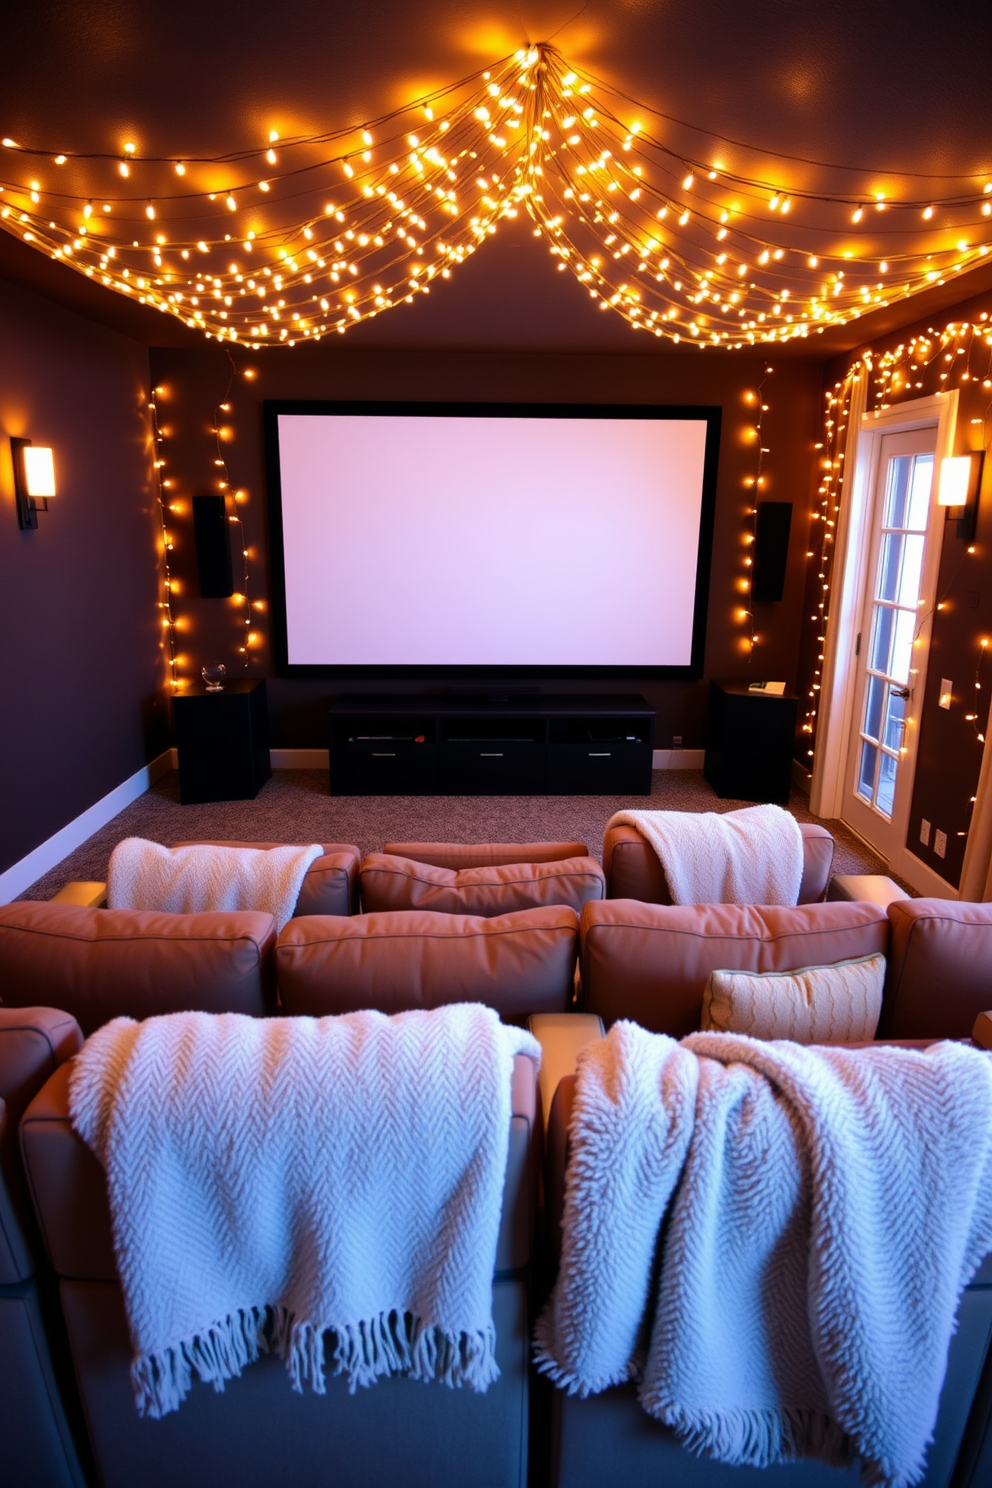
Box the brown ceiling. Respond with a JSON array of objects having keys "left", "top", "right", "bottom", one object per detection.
[{"left": 3, "top": 0, "right": 990, "bottom": 354}]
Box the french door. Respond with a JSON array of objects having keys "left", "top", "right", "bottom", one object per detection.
[{"left": 842, "top": 426, "right": 943, "bottom": 864}]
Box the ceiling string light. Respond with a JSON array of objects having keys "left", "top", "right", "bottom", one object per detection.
[{"left": 2, "top": 45, "right": 990, "bottom": 349}]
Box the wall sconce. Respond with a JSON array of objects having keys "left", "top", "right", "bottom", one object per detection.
[
  {"left": 938, "top": 452, "right": 982, "bottom": 543},
  {"left": 10, "top": 437, "right": 57, "bottom": 530}
]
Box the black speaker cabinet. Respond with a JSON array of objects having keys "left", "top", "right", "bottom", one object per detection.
[
  {"left": 193, "top": 494, "right": 234, "bottom": 598},
  {"left": 752, "top": 501, "right": 792, "bottom": 602}
]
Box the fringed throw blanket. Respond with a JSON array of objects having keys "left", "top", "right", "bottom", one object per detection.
[
  {"left": 607, "top": 805, "right": 803, "bottom": 904},
  {"left": 107, "top": 837, "right": 323, "bottom": 932},
  {"left": 69, "top": 1005, "right": 540, "bottom": 1417},
  {"left": 534, "top": 1024, "right": 992, "bottom": 1488}
]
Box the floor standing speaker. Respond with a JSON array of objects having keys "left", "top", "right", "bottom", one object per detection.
[
  {"left": 752, "top": 501, "right": 792, "bottom": 602},
  {"left": 193, "top": 494, "right": 234, "bottom": 598}
]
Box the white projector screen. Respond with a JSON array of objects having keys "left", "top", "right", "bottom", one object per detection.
[{"left": 265, "top": 403, "right": 720, "bottom": 675}]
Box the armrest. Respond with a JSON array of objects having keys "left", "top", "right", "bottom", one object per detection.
[
  {"left": 546, "top": 1073, "right": 579, "bottom": 1266},
  {"left": 527, "top": 1012, "right": 604, "bottom": 1135},
  {"left": 827, "top": 874, "right": 909, "bottom": 911},
  {"left": 51, "top": 881, "right": 107, "bottom": 908},
  {"left": 972, "top": 1012, "right": 992, "bottom": 1050}
]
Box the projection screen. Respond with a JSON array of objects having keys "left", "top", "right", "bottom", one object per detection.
[{"left": 264, "top": 402, "right": 721, "bottom": 677}]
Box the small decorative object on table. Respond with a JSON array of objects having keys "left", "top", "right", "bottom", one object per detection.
[{"left": 201, "top": 663, "right": 227, "bottom": 692}]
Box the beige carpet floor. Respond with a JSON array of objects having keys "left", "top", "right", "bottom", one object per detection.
[{"left": 19, "top": 767, "right": 903, "bottom": 899}]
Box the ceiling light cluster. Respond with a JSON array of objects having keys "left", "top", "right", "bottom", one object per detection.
[{"left": 2, "top": 45, "right": 990, "bottom": 349}]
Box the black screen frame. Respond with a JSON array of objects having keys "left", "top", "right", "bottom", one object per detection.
[{"left": 263, "top": 399, "right": 722, "bottom": 681}]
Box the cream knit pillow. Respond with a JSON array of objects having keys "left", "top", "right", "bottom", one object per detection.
[{"left": 701, "top": 954, "right": 885, "bottom": 1044}]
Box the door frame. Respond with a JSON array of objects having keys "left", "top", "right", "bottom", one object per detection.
[{"left": 810, "top": 387, "right": 959, "bottom": 894}]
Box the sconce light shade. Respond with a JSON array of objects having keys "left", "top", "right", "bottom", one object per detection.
[
  {"left": 937, "top": 451, "right": 982, "bottom": 542},
  {"left": 22, "top": 445, "right": 56, "bottom": 499},
  {"left": 10, "top": 437, "right": 56, "bottom": 529},
  {"left": 938, "top": 456, "right": 975, "bottom": 506}
]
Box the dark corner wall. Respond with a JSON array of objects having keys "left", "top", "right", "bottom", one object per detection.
[
  {"left": 147, "top": 344, "right": 824, "bottom": 754},
  {"left": 0, "top": 279, "right": 169, "bottom": 876},
  {"left": 793, "top": 287, "right": 992, "bottom": 889}
]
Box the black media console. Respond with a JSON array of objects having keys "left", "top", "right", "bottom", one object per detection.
[{"left": 327, "top": 694, "right": 656, "bottom": 796}]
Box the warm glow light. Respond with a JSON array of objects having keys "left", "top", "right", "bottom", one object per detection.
[
  {"left": 2, "top": 45, "right": 988, "bottom": 352},
  {"left": 938, "top": 455, "right": 973, "bottom": 506},
  {"left": 22, "top": 445, "right": 56, "bottom": 498}
]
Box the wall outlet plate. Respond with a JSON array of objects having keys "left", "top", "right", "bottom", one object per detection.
[
  {"left": 920, "top": 818, "right": 931, "bottom": 846},
  {"left": 938, "top": 679, "right": 953, "bottom": 710},
  {"left": 934, "top": 829, "right": 947, "bottom": 859}
]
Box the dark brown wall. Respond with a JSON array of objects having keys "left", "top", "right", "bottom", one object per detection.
[
  {"left": 0, "top": 280, "right": 168, "bottom": 875},
  {"left": 800, "top": 289, "right": 992, "bottom": 887},
  {"left": 147, "top": 345, "right": 823, "bottom": 753}
]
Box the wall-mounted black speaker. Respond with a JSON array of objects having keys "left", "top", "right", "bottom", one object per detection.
[
  {"left": 193, "top": 494, "right": 234, "bottom": 598},
  {"left": 752, "top": 501, "right": 792, "bottom": 602}
]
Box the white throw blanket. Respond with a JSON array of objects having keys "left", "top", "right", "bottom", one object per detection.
[
  {"left": 607, "top": 805, "right": 803, "bottom": 904},
  {"left": 535, "top": 1024, "right": 992, "bottom": 1488},
  {"left": 107, "top": 837, "right": 323, "bottom": 932},
  {"left": 69, "top": 1005, "right": 540, "bottom": 1417}
]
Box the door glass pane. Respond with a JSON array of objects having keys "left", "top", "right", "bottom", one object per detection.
[
  {"left": 869, "top": 607, "right": 894, "bottom": 674},
  {"left": 882, "top": 452, "right": 933, "bottom": 530},
  {"left": 890, "top": 609, "right": 915, "bottom": 685},
  {"left": 858, "top": 741, "right": 877, "bottom": 802},
  {"left": 863, "top": 675, "right": 884, "bottom": 742},
  {"left": 877, "top": 533, "right": 925, "bottom": 606},
  {"left": 883, "top": 689, "right": 906, "bottom": 750},
  {"left": 907, "top": 455, "right": 934, "bottom": 530},
  {"left": 883, "top": 455, "right": 912, "bottom": 529},
  {"left": 876, "top": 752, "right": 897, "bottom": 818}
]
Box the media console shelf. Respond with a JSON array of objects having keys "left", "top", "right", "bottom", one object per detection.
[{"left": 327, "top": 694, "right": 655, "bottom": 796}]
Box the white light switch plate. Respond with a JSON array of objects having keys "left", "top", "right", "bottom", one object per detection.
[
  {"left": 934, "top": 829, "right": 947, "bottom": 859},
  {"left": 939, "top": 679, "right": 953, "bottom": 710},
  {"left": 920, "top": 818, "right": 931, "bottom": 846}
]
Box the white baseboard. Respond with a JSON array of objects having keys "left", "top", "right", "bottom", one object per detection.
[
  {"left": 894, "top": 848, "right": 959, "bottom": 900},
  {"left": 270, "top": 748, "right": 330, "bottom": 769},
  {"left": 653, "top": 748, "right": 705, "bottom": 770},
  {"left": 791, "top": 759, "right": 812, "bottom": 795},
  {"left": 0, "top": 748, "right": 176, "bottom": 902}
]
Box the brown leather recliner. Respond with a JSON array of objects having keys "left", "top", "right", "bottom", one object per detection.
[
  {"left": 1, "top": 1007, "right": 88, "bottom": 1488},
  {"left": 579, "top": 898, "right": 889, "bottom": 1037},
  {"left": 21, "top": 1049, "right": 539, "bottom": 1488},
  {"left": 0, "top": 902, "right": 277, "bottom": 1035},
  {"left": 276, "top": 905, "right": 579, "bottom": 1021},
  {"left": 603, "top": 820, "right": 834, "bottom": 904}
]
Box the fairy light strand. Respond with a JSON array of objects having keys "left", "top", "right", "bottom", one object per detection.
[
  {"left": 148, "top": 392, "right": 180, "bottom": 689},
  {"left": 212, "top": 351, "right": 256, "bottom": 671},
  {"left": 2, "top": 45, "right": 990, "bottom": 350},
  {"left": 801, "top": 309, "right": 992, "bottom": 824}
]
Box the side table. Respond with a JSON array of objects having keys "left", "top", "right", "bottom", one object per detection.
[
  {"left": 173, "top": 679, "right": 271, "bottom": 804},
  {"left": 704, "top": 680, "right": 798, "bottom": 805}
]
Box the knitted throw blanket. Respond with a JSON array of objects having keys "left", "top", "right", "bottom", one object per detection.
[
  {"left": 535, "top": 1024, "right": 992, "bottom": 1488},
  {"left": 107, "top": 837, "right": 323, "bottom": 932},
  {"left": 69, "top": 1005, "right": 540, "bottom": 1418},
  {"left": 607, "top": 805, "right": 803, "bottom": 904}
]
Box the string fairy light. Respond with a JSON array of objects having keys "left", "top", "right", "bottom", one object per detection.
[
  {"left": 148, "top": 389, "right": 181, "bottom": 689},
  {"left": 739, "top": 365, "right": 773, "bottom": 655},
  {"left": 800, "top": 307, "right": 992, "bottom": 836},
  {"left": 1, "top": 45, "right": 990, "bottom": 350},
  {"left": 211, "top": 351, "right": 257, "bottom": 669}
]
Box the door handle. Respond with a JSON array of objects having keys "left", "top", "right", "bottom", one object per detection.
[{"left": 891, "top": 687, "right": 910, "bottom": 700}]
